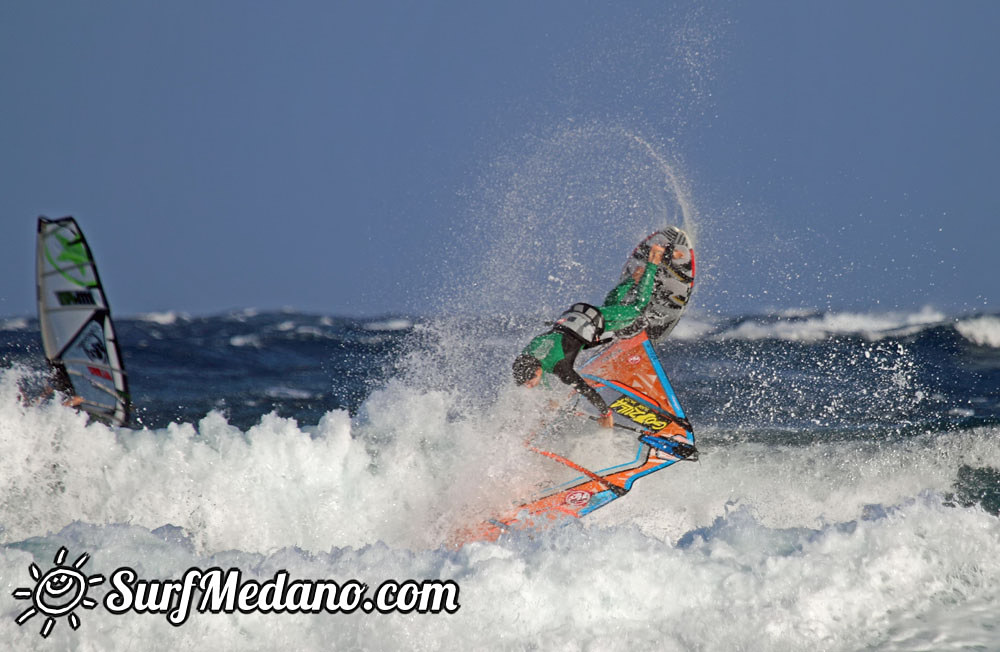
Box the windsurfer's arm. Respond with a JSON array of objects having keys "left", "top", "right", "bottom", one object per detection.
[
  {"left": 41, "top": 365, "right": 83, "bottom": 407},
  {"left": 604, "top": 245, "right": 665, "bottom": 308},
  {"left": 38, "top": 384, "right": 55, "bottom": 401},
  {"left": 601, "top": 245, "right": 665, "bottom": 332},
  {"left": 603, "top": 279, "right": 632, "bottom": 307},
  {"left": 551, "top": 360, "right": 613, "bottom": 428},
  {"left": 633, "top": 244, "right": 664, "bottom": 308},
  {"left": 32, "top": 385, "right": 83, "bottom": 408}
]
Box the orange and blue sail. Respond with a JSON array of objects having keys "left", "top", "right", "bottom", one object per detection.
[{"left": 456, "top": 331, "right": 695, "bottom": 544}]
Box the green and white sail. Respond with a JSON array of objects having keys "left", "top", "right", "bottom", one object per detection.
[{"left": 36, "top": 216, "right": 130, "bottom": 426}]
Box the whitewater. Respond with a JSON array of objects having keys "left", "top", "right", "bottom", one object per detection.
[{"left": 1, "top": 306, "right": 999, "bottom": 650}]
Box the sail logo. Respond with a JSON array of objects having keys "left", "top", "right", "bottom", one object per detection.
[
  {"left": 81, "top": 333, "right": 108, "bottom": 363},
  {"left": 44, "top": 227, "right": 96, "bottom": 289},
  {"left": 609, "top": 396, "right": 669, "bottom": 432},
  {"left": 88, "top": 366, "right": 113, "bottom": 380},
  {"left": 55, "top": 291, "right": 95, "bottom": 306}
]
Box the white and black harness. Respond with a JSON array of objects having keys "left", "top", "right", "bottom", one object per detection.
[{"left": 552, "top": 303, "right": 606, "bottom": 346}]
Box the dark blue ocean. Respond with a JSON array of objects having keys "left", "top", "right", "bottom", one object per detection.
[
  {"left": 4, "top": 307, "right": 997, "bottom": 436},
  {"left": 2, "top": 307, "right": 1000, "bottom": 649}
]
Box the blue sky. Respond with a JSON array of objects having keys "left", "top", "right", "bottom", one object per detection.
[{"left": 1, "top": 1, "right": 996, "bottom": 318}]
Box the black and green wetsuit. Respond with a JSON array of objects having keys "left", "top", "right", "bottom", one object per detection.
[
  {"left": 520, "top": 261, "right": 659, "bottom": 413},
  {"left": 521, "top": 330, "right": 609, "bottom": 412},
  {"left": 601, "top": 258, "right": 658, "bottom": 321}
]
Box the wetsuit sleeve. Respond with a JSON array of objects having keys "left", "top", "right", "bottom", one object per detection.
[
  {"left": 634, "top": 261, "right": 658, "bottom": 305},
  {"left": 603, "top": 278, "right": 633, "bottom": 307},
  {"left": 601, "top": 262, "right": 658, "bottom": 332},
  {"left": 551, "top": 358, "right": 610, "bottom": 414}
]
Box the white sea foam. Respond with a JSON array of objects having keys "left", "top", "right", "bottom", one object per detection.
[
  {"left": 363, "top": 318, "right": 413, "bottom": 332},
  {"left": 4, "top": 366, "right": 1000, "bottom": 649},
  {"left": 264, "top": 386, "right": 315, "bottom": 400},
  {"left": 229, "top": 334, "right": 262, "bottom": 348},
  {"left": 294, "top": 325, "right": 325, "bottom": 337},
  {"left": 3, "top": 362, "right": 1000, "bottom": 651},
  {"left": 777, "top": 307, "right": 822, "bottom": 318},
  {"left": 956, "top": 315, "right": 1000, "bottom": 348},
  {"left": 716, "top": 306, "right": 946, "bottom": 342},
  {"left": 0, "top": 368, "right": 542, "bottom": 554},
  {"left": 5, "top": 497, "right": 998, "bottom": 651},
  {"left": 135, "top": 311, "right": 187, "bottom": 325},
  {"left": 0, "top": 317, "right": 29, "bottom": 330},
  {"left": 227, "top": 308, "right": 260, "bottom": 322},
  {"left": 667, "top": 314, "right": 716, "bottom": 340}
]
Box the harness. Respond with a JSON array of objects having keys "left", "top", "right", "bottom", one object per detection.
[{"left": 552, "top": 302, "right": 605, "bottom": 345}]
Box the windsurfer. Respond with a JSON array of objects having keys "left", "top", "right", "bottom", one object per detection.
[
  {"left": 33, "top": 365, "right": 84, "bottom": 407},
  {"left": 512, "top": 244, "right": 665, "bottom": 427}
]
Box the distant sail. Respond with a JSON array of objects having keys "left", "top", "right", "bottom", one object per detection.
[{"left": 36, "top": 217, "right": 130, "bottom": 426}]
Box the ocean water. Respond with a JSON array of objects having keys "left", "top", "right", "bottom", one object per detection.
[{"left": 1, "top": 307, "right": 999, "bottom": 650}]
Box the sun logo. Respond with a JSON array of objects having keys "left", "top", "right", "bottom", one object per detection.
[{"left": 12, "top": 546, "right": 105, "bottom": 638}]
